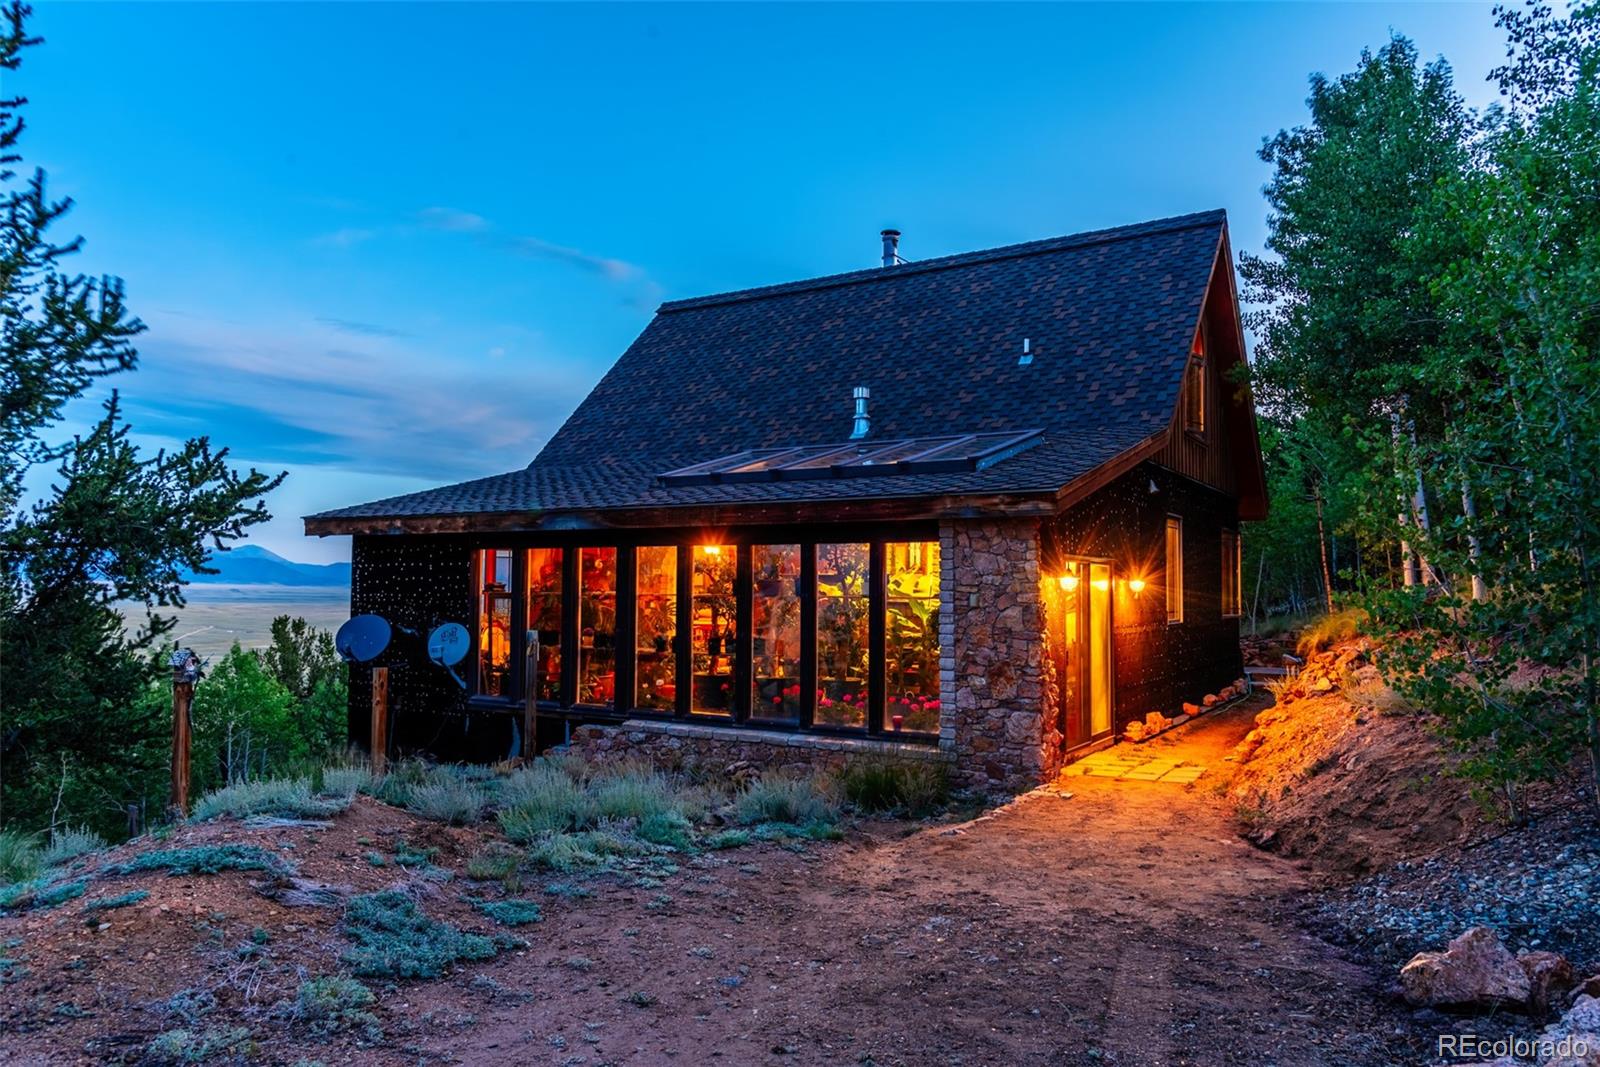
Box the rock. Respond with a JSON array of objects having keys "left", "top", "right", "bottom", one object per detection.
[
  {"left": 1182, "top": 702, "right": 1201, "bottom": 716},
  {"left": 1540, "top": 995, "right": 1600, "bottom": 1066},
  {"left": 1578, "top": 976, "right": 1600, "bottom": 1001},
  {"left": 1124, "top": 722, "right": 1146, "bottom": 742},
  {"left": 1311, "top": 675, "right": 1333, "bottom": 693},
  {"left": 1202, "top": 693, "right": 1220, "bottom": 707},
  {"left": 1521, "top": 951, "right": 1577, "bottom": 1019},
  {"left": 1399, "top": 927, "right": 1532, "bottom": 1010}
]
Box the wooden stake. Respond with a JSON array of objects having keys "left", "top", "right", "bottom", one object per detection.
[
  {"left": 522, "top": 635, "right": 539, "bottom": 760},
  {"left": 370, "top": 666, "right": 389, "bottom": 776},
  {"left": 170, "top": 676, "right": 193, "bottom": 818}
]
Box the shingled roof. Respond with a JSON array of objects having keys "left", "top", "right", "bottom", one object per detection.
[{"left": 308, "top": 209, "right": 1251, "bottom": 534}]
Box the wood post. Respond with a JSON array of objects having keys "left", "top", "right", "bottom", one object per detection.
[
  {"left": 170, "top": 672, "right": 193, "bottom": 818},
  {"left": 522, "top": 634, "right": 538, "bottom": 760},
  {"left": 370, "top": 666, "right": 389, "bottom": 776}
]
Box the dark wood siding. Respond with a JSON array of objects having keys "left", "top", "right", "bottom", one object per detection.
[
  {"left": 1042, "top": 461, "right": 1241, "bottom": 734},
  {"left": 1155, "top": 314, "right": 1237, "bottom": 495}
]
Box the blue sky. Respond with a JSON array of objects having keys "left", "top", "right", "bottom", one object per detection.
[{"left": 15, "top": 2, "right": 1508, "bottom": 563}]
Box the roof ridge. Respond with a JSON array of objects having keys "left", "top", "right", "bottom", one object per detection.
[{"left": 657, "top": 209, "right": 1226, "bottom": 314}]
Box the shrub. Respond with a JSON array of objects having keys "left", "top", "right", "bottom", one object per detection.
[
  {"left": 704, "top": 829, "right": 751, "bottom": 850},
  {"left": 590, "top": 769, "right": 680, "bottom": 822},
  {"left": 319, "top": 765, "right": 372, "bottom": 798},
  {"left": 295, "top": 975, "right": 379, "bottom": 1037},
  {"left": 106, "top": 844, "right": 293, "bottom": 878},
  {"left": 497, "top": 764, "right": 598, "bottom": 838},
  {"left": 193, "top": 777, "right": 348, "bottom": 821},
  {"left": 371, "top": 759, "right": 435, "bottom": 807},
  {"left": 145, "top": 1026, "right": 253, "bottom": 1064},
  {"left": 838, "top": 761, "right": 950, "bottom": 817},
  {"left": 1295, "top": 607, "right": 1368, "bottom": 658},
  {"left": 471, "top": 897, "right": 543, "bottom": 927},
  {"left": 40, "top": 826, "right": 106, "bottom": 868},
  {"left": 635, "top": 811, "right": 694, "bottom": 851},
  {"left": 404, "top": 779, "right": 487, "bottom": 826},
  {"left": 340, "top": 889, "right": 498, "bottom": 979},
  {"left": 735, "top": 773, "right": 839, "bottom": 826},
  {"left": 0, "top": 830, "right": 41, "bottom": 885},
  {"left": 0, "top": 876, "right": 86, "bottom": 911},
  {"left": 464, "top": 844, "right": 520, "bottom": 885},
  {"left": 81, "top": 889, "right": 149, "bottom": 916},
  {"left": 523, "top": 833, "right": 595, "bottom": 873}
]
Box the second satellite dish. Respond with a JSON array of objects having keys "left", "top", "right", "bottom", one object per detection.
[
  {"left": 427, "top": 622, "right": 471, "bottom": 689},
  {"left": 336, "top": 614, "right": 392, "bottom": 663}
]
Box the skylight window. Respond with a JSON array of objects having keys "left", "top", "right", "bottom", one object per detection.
[{"left": 658, "top": 430, "right": 1042, "bottom": 487}]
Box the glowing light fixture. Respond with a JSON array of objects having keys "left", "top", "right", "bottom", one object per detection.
[
  {"left": 1128, "top": 578, "right": 1147, "bottom": 596},
  {"left": 699, "top": 544, "right": 722, "bottom": 556},
  {"left": 1092, "top": 577, "right": 1111, "bottom": 592},
  {"left": 1058, "top": 574, "right": 1079, "bottom": 591}
]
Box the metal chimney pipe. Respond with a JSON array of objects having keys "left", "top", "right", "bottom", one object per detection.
[
  {"left": 880, "top": 229, "right": 901, "bottom": 267},
  {"left": 850, "top": 385, "right": 871, "bottom": 439}
]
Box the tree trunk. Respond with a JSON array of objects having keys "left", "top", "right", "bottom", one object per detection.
[
  {"left": 1392, "top": 409, "right": 1421, "bottom": 587},
  {"left": 1460, "top": 476, "right": 1489, "bottom": 602},
  {"left": 1314, "top": 484, "right": 1335, "bottom": 613}
]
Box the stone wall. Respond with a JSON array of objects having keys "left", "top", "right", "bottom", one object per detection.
[
  {"left": 568, "top": 719, "right": 948, "bottom": 779},
  {"left": 941, "top": 517, "right": 1053, "bottom": 793}
]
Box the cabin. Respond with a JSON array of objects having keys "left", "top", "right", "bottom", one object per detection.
[{"left": 305, "top": 210, "right": 1267, "bottom": 793}]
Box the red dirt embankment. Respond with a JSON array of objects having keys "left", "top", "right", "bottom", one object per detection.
[{"left": 1227, "top": 640, "right": 1483, "bottom": 879}]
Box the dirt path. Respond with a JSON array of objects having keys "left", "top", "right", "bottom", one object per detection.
[{"left": 409, "top": 699, "right": 1427, "bottom": 1067}]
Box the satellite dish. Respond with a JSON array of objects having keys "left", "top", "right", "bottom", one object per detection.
[
  {"left": 426, "top": 622, "right": 471, "bottom": 689},
  {"left": 336, "top": 614, "right": 392, "bottom": 663}
]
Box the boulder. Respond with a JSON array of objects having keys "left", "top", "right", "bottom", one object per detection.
[
  {"left": 1182, "top": 701, "right": 1201, "bottom": 716},
  {"left": 1202, "top": 693, "right": 1220, "bottom": 707},
  {"left": 1124, "top": 722, "right": 1146, "bottom": 742},
  {"left": 1578, "top": 976, "right": 1600, "bottom": 1001},
  {"left": 1540, "top": 995, "right": 1600, "bottom": 1066},
  {"left": 1400, "top": 927, "right": 1532, "bottom": 1010},
  {"left": 1521, "top": 951, "right": 1577, "bottom": 1019}
]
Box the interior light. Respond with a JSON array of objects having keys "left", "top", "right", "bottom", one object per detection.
[
  {"left": 700, "top": 544, "right": 721, "bottom": 556},
  {"left": 1058, "top": 574, "right": 1079, "bottom": 591}
]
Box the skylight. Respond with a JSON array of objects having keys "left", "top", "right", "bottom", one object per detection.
[{"left": 658, "top": 430, "right": 1042, "bottom": 486}]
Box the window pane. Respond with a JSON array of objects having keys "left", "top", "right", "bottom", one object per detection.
[
  {"left": 691, "top": 545, "right": 736, "bottom": 715},
  {"left": 578, "top": 548, "right": 616, "bottom": 707},
  {"left": 634, "top": 546, "right": 677, "bottom": 710},
  {"left": 752, "top": 545, "right": 802, "bottom": 721},
  {"left": 886, "top": 541, "right": 941, "bottom": 733},
  {"left": 526, "top": 548, "right": 563, "bottom": 702},
  {"left": 1221, "top": 530, "right": 1241, "bottom": 617},
  {"left": 816, "top": 543, "right": 869, "bottom": 728},
  {"left": 1166, "top": 517, "right": 1183, "bottom": 623},
  {"left": 1089, "top": 562, "right": 1111, "bottom": 735},
  {"left": 476, "top": 549, "right": 514, "bottom": 698}
]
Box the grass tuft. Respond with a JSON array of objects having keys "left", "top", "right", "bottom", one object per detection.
[
  {"left": 735, "top": 773, "right": 839, "bottom": 827},
  {"left": 470, "top": 897, "right": 543, "bottom": 927},
  {"left": 404, "top": 778, "right": 487, "bottom": 826},
  {"left": 0, "top": 829, "right": 41, "bottom": 886},
  {"left": 340, "top": 889, "right": 499, "bottom": 979},
  {"left": 81, "top": 889, "right": 150, "bottom": 916},
  {"left": 1295, "top": 607, "right": 1368, "bottom": 658},
  {"left": 295, "top": 975, "right": 380, "bottom": 1037},
  {"left": 145, "top": 1026, "right": 254, "bottom": 1064},
  {"left": 838, "top": 760, "right": 950, "bottom": 816},
  {"left": 193, "top": 778, "right": 348, "bottom": 821},
  {"left": 41, "top": 826, "right": 107, "bottom": 868},
  {"left": 106, "top": 844, "right": 293, "bottom": 878}
]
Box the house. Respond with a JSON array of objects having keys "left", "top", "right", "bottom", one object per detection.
[{"left": 305, "top": 209, "right": 1267, "bottom": 793}]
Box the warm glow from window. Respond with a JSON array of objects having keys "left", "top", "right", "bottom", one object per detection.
[
  {"left": 699, "top": 544, "right": 721, "bottom": 556},
  {"left": 1166, "top": 517, "right": 1184, "bottom": 623},
  {"left": 1091, "top": 577, "right": 1110, "bottom": 591}
]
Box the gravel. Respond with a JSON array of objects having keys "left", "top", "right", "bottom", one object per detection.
[{"left": 1309, "top": 807, "right": 1600, "bottom": 972}]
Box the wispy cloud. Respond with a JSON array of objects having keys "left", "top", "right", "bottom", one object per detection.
[
  {"left": 417, "top": 207, "right": 490, "bottom": 233},
  {"left": 315, "top": 316, "right": 411, "bottom": 339},
  {"left": 311, "top": 226, "right": 379, "bottom": 248},
  {"left": 417, "top": 205, "right": 650, "bottom": 288}
]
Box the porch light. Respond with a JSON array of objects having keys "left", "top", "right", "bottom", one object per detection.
[
  {"left": 1128, "top": 578, "right": 1147, "bottom": 596},
  {"left": 1058, "top": 574, "right": 1079, "bottom": 591}
]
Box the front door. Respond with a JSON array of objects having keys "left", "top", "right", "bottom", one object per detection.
[{"left": 1047, "top": 559, "right": 1112, "bottom": 750}]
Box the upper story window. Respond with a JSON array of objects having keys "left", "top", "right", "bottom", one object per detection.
[
  {"left": 1166, "top": 517, "right": 1184, "bottom": 624},
  {"left": 1184, "top": 329, "right": 1206, "bottom": 436}
]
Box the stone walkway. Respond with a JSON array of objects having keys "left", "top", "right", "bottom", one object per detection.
[{"left": 1059, "top": 741, "right": 1208, "bottom": 784}]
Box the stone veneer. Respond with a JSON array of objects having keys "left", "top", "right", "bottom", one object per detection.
[{"left": 568, "top": 517, "right": 1056, "bottom": 796}]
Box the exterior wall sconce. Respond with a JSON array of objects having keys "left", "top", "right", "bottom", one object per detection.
[
  {"left": 1058, "top": 573, "right": 1079, "bottom": 591},
  {"left": 1127, "top": 578, "right": 1147, "bottom": 596}
]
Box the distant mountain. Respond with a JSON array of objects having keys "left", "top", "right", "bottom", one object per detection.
[{"left": 186, "top": 545, "right": 351, "bottom": 587}]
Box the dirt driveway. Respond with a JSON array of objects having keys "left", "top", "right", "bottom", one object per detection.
[{"left": 410, "top": 699, "right": 1426, "bottom": 1067}]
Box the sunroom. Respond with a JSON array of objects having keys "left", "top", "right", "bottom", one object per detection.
[{"left": 469, "top": 534, "right": 944, "bottom": 743}]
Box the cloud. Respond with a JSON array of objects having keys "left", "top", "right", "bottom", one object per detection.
[
  {"left": 417, "top": 207, "right": 490, "bottom": 233},
  {"left": 315, "top": 316, "right": 412, "bottom": 339},
  {"left": 311, "top": 227, "right": 379, "bottom": 248}
]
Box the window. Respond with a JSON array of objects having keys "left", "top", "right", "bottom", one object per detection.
[
  {"left": 526, "top": 548, "right": 563, "bottom": 702},
  {"left": 1184, "top": 330, "right": 1206, "bottom": 435},
  {"left": 634, "top": 546, "right": 677, "bottom": 710},
  {"left": 1166, "top": 517, "right": 1184, "bottom": 624},
  {"left": 886, "top": 541, "right": 940, "bottom": 734},
  {"left": 578, "top": 548, "right": 616, "bottom": 707},
  {"left": 1221, "top": 530, "right": 1242, "bottom": 618},
  {"left": 476, "top": 549, "right": 514, "bottom": 697},
  {"left": 691, "top": 545, "right": 736, "bottom": 715},
  {"left": 752, "top": 544, "right": 801, "bottom": 721},
  {"left": 816, "top": 543, "right": 870, "bottom": 728}
]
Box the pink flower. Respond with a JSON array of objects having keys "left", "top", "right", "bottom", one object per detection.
[{"left": 773, "top": 696, "right": 783, "bottom": 705}]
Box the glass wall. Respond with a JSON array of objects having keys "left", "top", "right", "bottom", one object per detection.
[
  {"left": 691, "top": 545, "right": 736, "bottom": 715},
  {"left": 476, "top": 549, "right": 514, "bottom": 698},
  {"left": 886, "top": 541, "right": 941, "bottom": 733},
  {"left": 816, "top": 543, "right": 870, "bottom": 728},
  {"left": 526, "top": 548, "right": 563, "bottom": 702},
  {"left": 752, "top": 544, "right": 801, "bottom": 721},
  {"left": 578, "top": 547, "right": 617, "bottom": 707},
  {"left": 634, "top": 546, "right": 677, "bottom": 711}
]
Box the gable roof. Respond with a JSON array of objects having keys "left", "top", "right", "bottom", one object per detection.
[{"left": 308, "top": 209, "right": 1258, "bottom": 534}]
